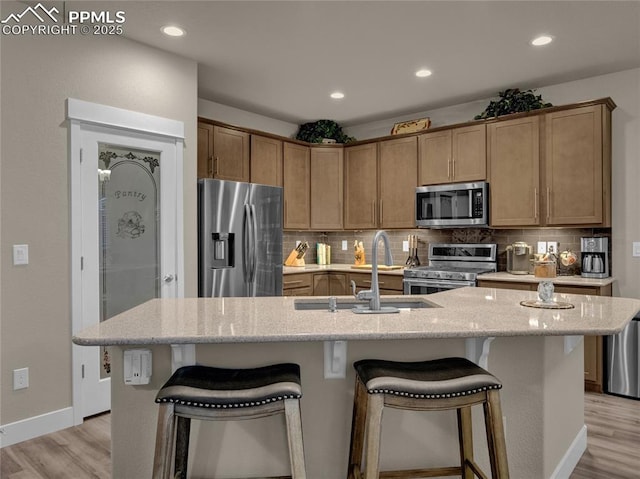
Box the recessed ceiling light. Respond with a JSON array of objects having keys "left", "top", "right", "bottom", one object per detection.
[
  {"left": 415, "top": 69, "right": 432, "bottom": 78},
  {"left": 162, "top": 25, "right": 186, "bottom": 37},
  {"left": 531, "top": 35, "right": 553, "bottom": 46},
  {"left": 330, "top": 92, "right": 345, "bottom": 99}
]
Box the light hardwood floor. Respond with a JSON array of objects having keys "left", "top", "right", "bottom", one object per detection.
[{"left": 1, "top": 393, "right": 638, "bottom": 478}]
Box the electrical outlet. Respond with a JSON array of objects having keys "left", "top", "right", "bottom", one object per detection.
[
  {"left": 295, "top": 240, "right": 301, "bottom": 247},
  {"left": 12, "top": 244, "right": 29, "bottom": 265},
  {"left": 342, "top": 240, "right": 348, "bottom": 251},
  {"left": 547, "top": 242, "right": 558, "bottom": 254},
  {"left": 537, "top": 242, "right": 547, "bottom": 254},
  {"left": 402, "top": 240, "right": 409, "bottom": 252},
  {"left": 633, "top": 242, "right": 640, "bottom": 257},
  {"left": 13, "top": 368, "right": 29, "bottom": 390}
]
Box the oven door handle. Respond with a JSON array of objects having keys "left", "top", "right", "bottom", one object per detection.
[{"left": 403, "top": 279, "right": 475, "bottom": 289}]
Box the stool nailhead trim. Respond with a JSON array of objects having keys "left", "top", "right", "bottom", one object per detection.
[
  {"left": 155, "top": 393, "right": 302, "bottom": 408},
  {"left": 367, "top": 384, "right": 502, "bottom": 399}
]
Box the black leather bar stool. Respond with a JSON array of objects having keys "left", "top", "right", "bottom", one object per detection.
[
  {"left": 152, "top": 363, "right": 306, "bottom": 479},
  {"left": 348, "top": 357, "right": 509, "bottom": 479}
]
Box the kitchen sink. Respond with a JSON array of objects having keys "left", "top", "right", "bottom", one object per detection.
[{"left": 293, "top": 298, "right": 435, "bottom": 311}]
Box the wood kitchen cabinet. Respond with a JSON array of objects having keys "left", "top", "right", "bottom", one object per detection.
[
  {"left": 250, "top": 134, "right": 282, "bottom": 186},
  {"left": 197, "top": 122, "right": 250, "bottom": 182},
  {"left": 344, "top": 143, "right": 378, "bottom": 229},
  {"left": 477, "top": 278, "right": 611, "bottom": 392},
  {"left": 283, "top": 273, "right": 313, "bottom": 296},
  {"left": 418, "top": 124, "right": 486, "bottom": 185},
  {"left": 545, "top": 104, "right": 610, "bottom": 226},
  {"left": 310, "top": 146, "right": 343, "bottom": 230},
  {"left": 283, "top": 142, "right": 311, "bottom": 230},
  {"left": 488, "top": 116, "right": 540, "bottom": 226},
  {"left": 349, "top": 272, "right": 404, "bottom": 295},
  {"left": 344, "top": 137, "right": 417, "bottom": 230},
  {"left": 378, "top": 136, "right": 418, "bottom": 228},
  {"left": 313, "top": 273, "right": 348, "bottom": 296},
  {"left": 488, "top": 100, "right": 613, "bottom": 228}
]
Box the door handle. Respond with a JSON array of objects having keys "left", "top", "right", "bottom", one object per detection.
[
  {"left": 250, "top": 204, "right": 258, "bottom": 283},
  {"left": 163, "top": 274, "right": 175, "bottom": 283}
]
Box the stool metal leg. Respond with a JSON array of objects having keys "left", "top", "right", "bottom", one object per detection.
[
  {"left": 153, "top": 402, "right": 177, "bottom": 479},
  {"left": 284, "top": 398, "right": 307, "bottom": 479},
  {"left": 457, "top": 406, "right": 474, "bottom": 479},
  {"left": 484, "top": 390, "right": 509, "bottom": 479},
  {"left": 174, "top": 416, "right": 191, "bottom": 479},
  {"left": 348, "top": 377, "right": 369, "bottom": 479}
]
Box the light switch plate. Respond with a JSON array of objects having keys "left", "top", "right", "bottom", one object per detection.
[
  {"left": 13, "top": 244, "right": 29, "bottom": 265},
  {"left": 342, "top": 240, "right": 348, "bottom": 251},
  {"left": 537, "top": 242, "right": 547, "bottom": 254},
  {"left": 402, "top": 240, "right": 409, "bottom": 252},
  {"left": 633, "top": 242, "right": 640, "bottom": 257},
  {"left": 13, "top": 368, "right": 29, "bottom": 390}
]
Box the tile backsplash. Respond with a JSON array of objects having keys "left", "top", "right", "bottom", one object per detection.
[{"left": 283, "top": 228, "right": 612, "bottom": 273}]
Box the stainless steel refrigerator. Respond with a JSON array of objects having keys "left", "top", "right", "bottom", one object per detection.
[
  {"left": 606, "top": 315, "right": 640, "bottom": 399},
  {"left": 198, "top": 179, "right": 283, "bottom": 297}
]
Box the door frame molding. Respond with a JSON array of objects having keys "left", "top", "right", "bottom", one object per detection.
[{"left": 68, "top": 98, "right": 185, "bottom": 425}]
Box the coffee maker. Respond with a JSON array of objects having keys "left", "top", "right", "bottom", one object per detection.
[
  {"left": 581, "top": 237, "right": 609, "bottom": 278},
  {"left": 506, "top": 241, "right": 533, "bottom": 274}
]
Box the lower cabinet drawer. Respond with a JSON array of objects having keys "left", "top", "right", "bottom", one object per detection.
[{"left": 349, "top": 273, "right": 403, "bottom": 293}]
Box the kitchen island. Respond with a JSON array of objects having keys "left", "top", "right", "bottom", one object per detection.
[{"left": 73, "top": 287, "right": 640, "bottom": 479}]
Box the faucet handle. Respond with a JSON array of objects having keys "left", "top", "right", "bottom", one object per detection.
[{"left": 356, "top": 289, "right": 374, "bottom": 301}]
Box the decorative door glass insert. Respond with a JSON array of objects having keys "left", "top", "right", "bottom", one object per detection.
[{"left": 98, "top": 144, "right": 161, "bottom": 377}]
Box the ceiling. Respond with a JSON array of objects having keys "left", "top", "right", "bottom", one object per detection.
[{"left": 85, "top": 1, "right": 640, "bottom": 126}]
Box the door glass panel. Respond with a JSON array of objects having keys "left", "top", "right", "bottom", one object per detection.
[{"left": 98, "top": 143, "right": 161, "bottom": 377}]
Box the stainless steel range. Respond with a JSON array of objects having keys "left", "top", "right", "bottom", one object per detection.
[{"left": 404, "top": 243, "right": 497, "bottom": 295}]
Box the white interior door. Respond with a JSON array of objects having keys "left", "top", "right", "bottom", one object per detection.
[{"left": 69, "top": 99, "right": 184, "bottom": 421}]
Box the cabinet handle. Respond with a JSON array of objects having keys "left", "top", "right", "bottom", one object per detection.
[
  {"left": 371, "top": 201, "right": 376, "bottom": 224},
  {"left": 447, "top": 158, "right": 451, "bottom": 179},
  {"left": 363, "top": 279, "right": 385, "bottom": 285},
  {"left": 284, "top": 279, "right": 303, "bottom": 286},
  {"left": 546, "top": 188, "right": 551, "bottom": 220},
  {"left": 379, "top": 200, "right": 383, "bottom": 225},
  {"left": 451, "top": 158, "right": 455, "bottom": 179},
  {"left": 534, "top": 188, "right": 538, "bottom": 219},
  {"left": 208, "top": 157, "right": 213, "bottom": 177},
  {"left": 284, "top": 200, "right": 288, "bottom": 222},
  {"left": 214, "top": 157, "right": 219, "bottom": 176}
]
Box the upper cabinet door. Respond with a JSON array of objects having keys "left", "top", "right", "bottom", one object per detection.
[
  {"left": 488, "top": 116, "right": 540, "bottom": 227},
  {"left": 212, "top": 126, "right": 250, "bottom": 182},
  {"left": 250, "top": 135, "right": 283, "bottom": 186},
  {"left": 344, "top": 143, "right": 378, "bottom": 229},
  {"left": 545, "top": 105, "right": 604, "bottom": 226},
  {"left": 418, "top": 124, "right": 486, "bottom": 185},
  {"left": 379, "top": 136, "right": 418, "bottom": 228},
  {"left": 451, "top": 124, "right": 486, "bottom": 182},
  {"left": 197, "top": 122, "right": 214, "bottom": 178},
  {"left": 283, "top": 142, "right": 310, "bottom": 229},
  {"left": 418, "top": 129, "right": 451, "bottom": 185},
  {"left": 310, "top": 147, "right": 344, "bottom": 230}
]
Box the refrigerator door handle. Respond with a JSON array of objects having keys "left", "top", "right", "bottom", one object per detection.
[
  {"left": 243, "top": 204, "right": 251, "bottom": 281},
  {"left": 250, "top": 204, "right": 258, "bottom": 283}
]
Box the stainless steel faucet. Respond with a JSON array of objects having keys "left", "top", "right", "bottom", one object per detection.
[{"left": 351, "top": 230, "right": 394, "bottom": 312}]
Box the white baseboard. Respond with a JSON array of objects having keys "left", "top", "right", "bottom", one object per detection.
[
  {"left": 549, "top": 424, "right": 588, "bottom": 479},
  {"left": 0, "top": 407, "right": 74, "bottom": 448}
]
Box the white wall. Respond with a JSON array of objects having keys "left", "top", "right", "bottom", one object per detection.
[
  {"left": 0, "top": 0, "right": 198, "bottom": 438},
  {"left": 347, "top": 68, "right": 640, "bottom": 299},
  {"left": 198, "top": 98, "right": 299, "bottom": 138}
]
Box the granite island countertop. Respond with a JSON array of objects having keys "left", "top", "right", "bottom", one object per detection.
[
  {"left": 284, "top": 263, "right": 405, "bottom": 276},
  {"left": 72, "top": 287, "right": 640, "bottom": 346},
  {"left": 478, "top": 271, "right": 615, "bottom": 287}
]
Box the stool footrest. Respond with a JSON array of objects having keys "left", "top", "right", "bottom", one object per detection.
[{"left": 379, "top": 466, "right": 462, "bottom": 478}]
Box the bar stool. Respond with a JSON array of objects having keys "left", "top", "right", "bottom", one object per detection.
[
  {"left": 347, "top": 357, "right": 509, "bottom": 479},
  {"left": 153, "top": 363, "right": 306, "bottom": 479}
]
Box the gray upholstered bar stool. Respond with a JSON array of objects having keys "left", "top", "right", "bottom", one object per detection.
[
  {"left": 348, "top": 357, "right": 509, "bottom": 479},
  {"left": 153, "top": 363, "right": 306, "bottom": 479}
]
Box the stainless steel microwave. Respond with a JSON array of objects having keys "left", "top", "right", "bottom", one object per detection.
[{"left": 416, "top": 182, "right": 489, "bottom": 228}]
